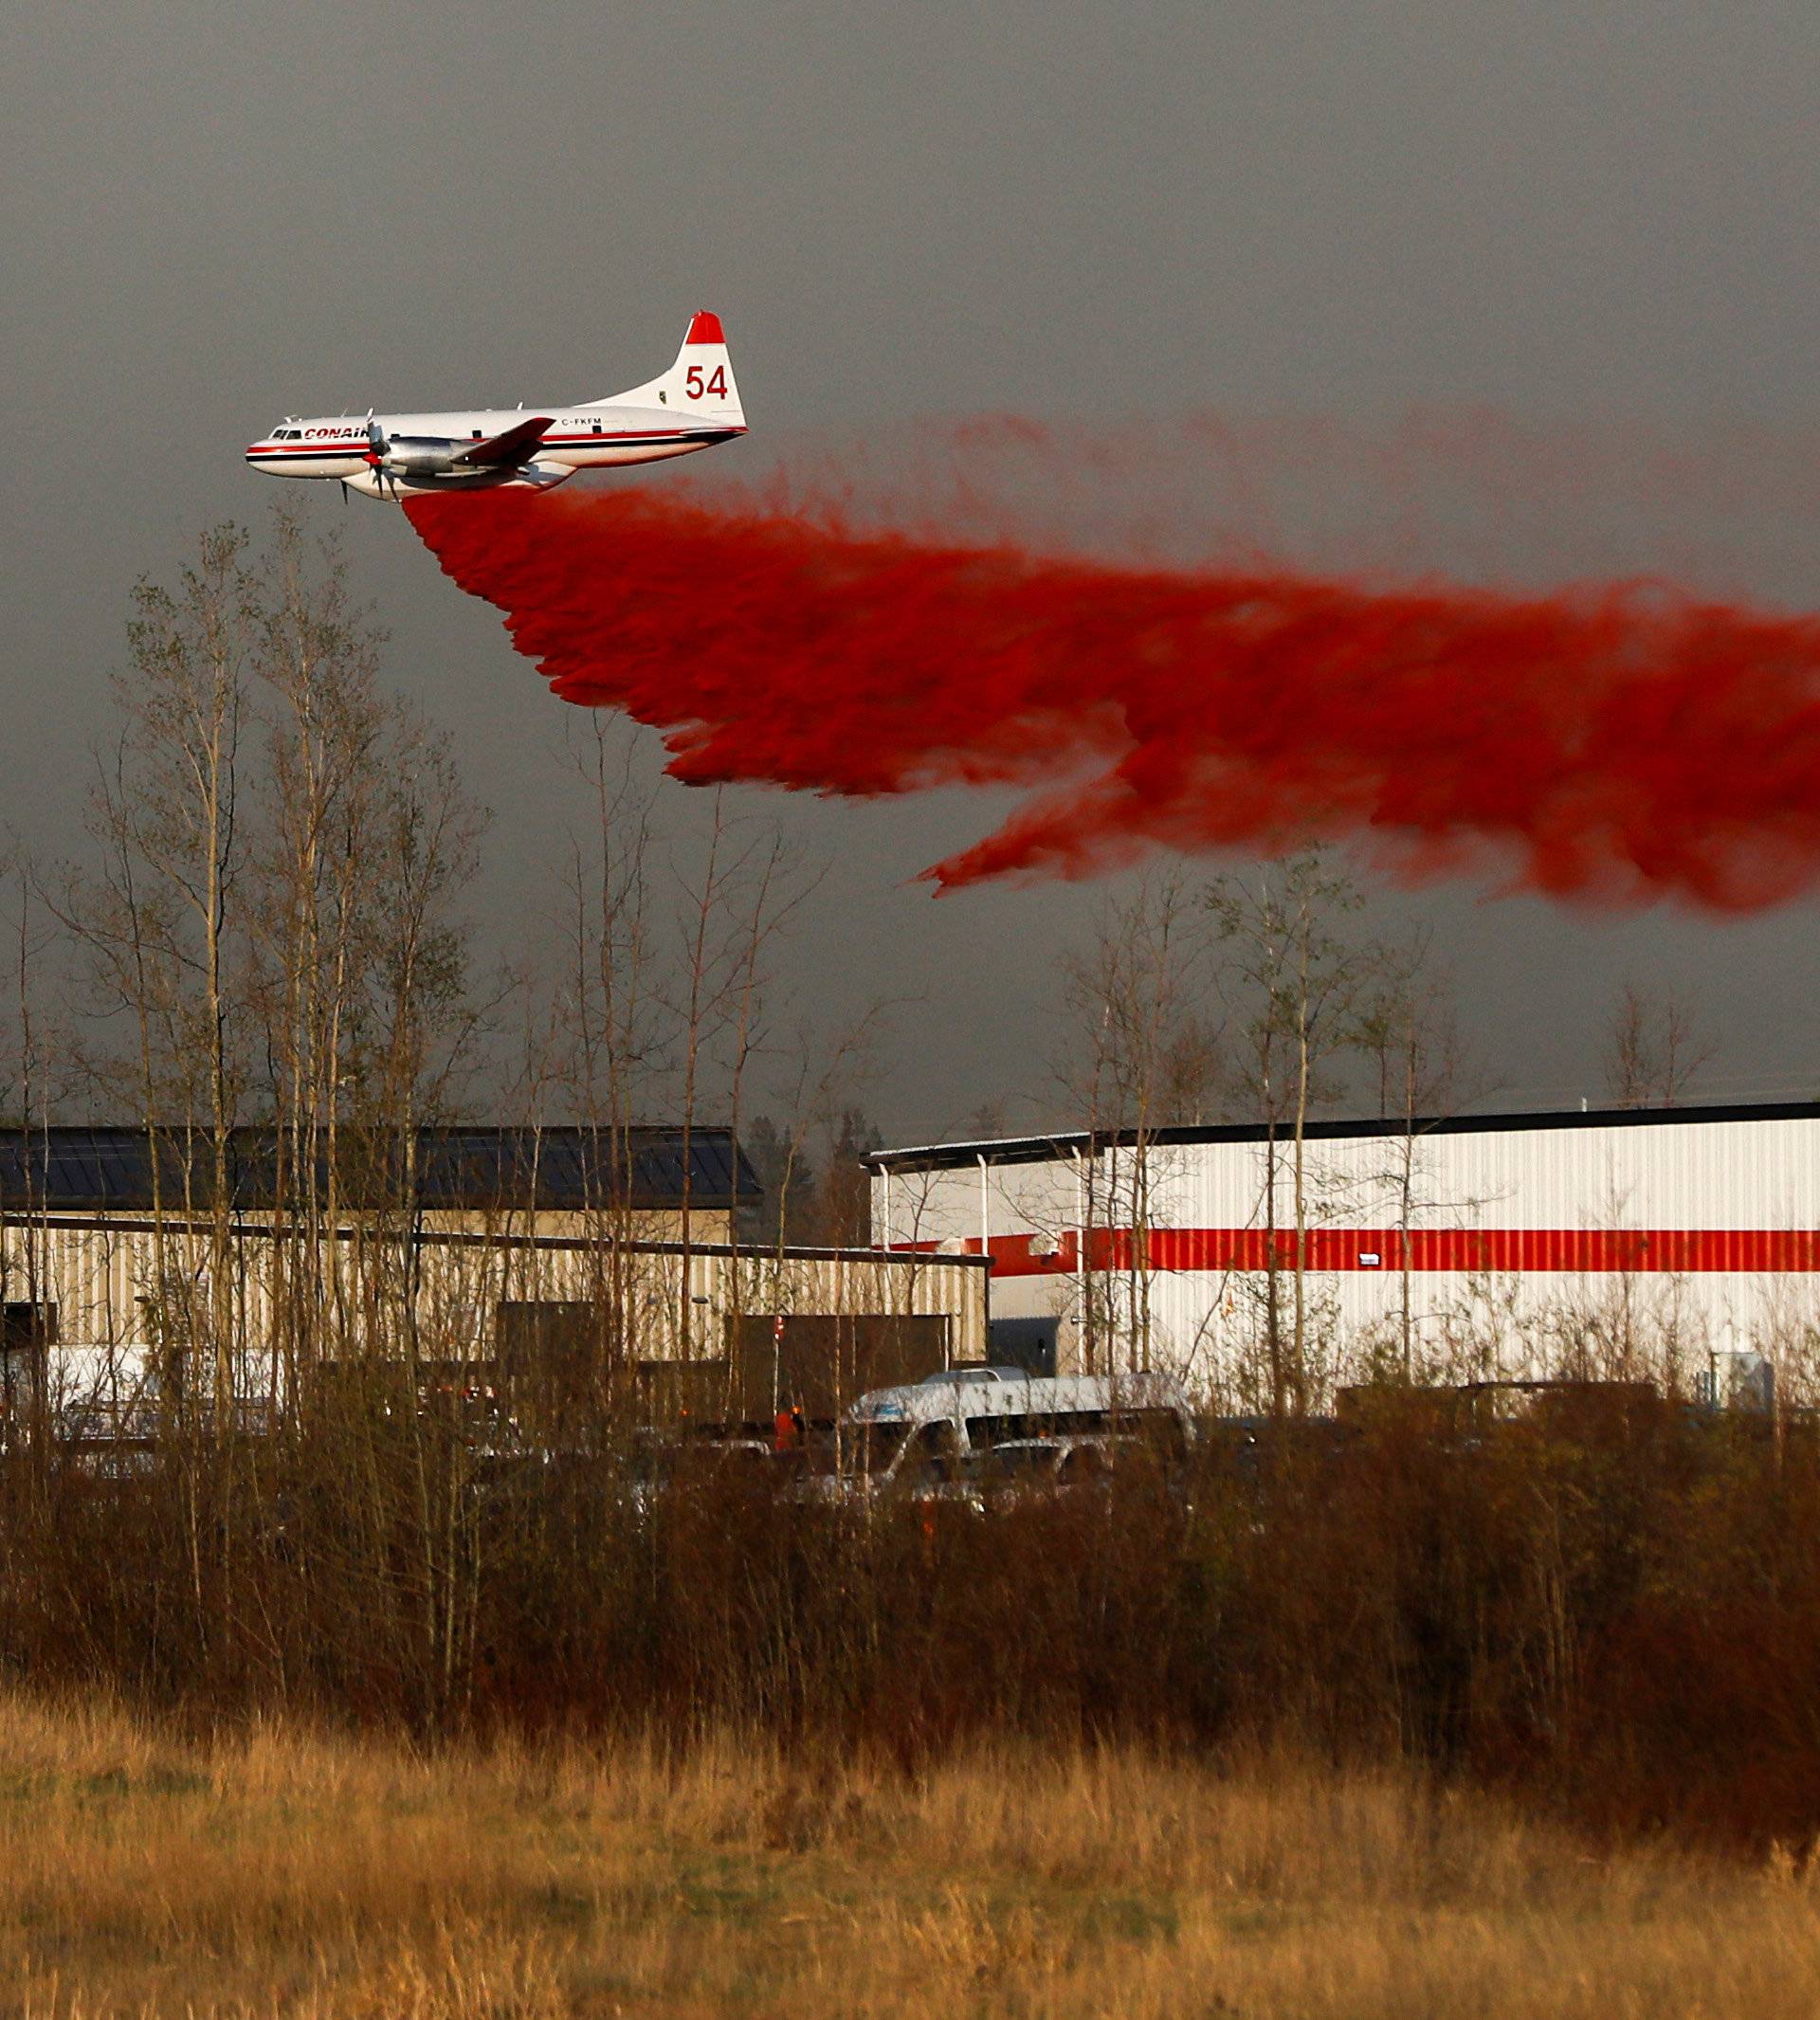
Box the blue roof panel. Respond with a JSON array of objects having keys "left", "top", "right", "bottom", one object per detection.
[{"left": 0, "top": 1127, "right": 755, "bottom": 1213}]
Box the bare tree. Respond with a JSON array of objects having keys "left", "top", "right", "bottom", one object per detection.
[
  {"left": 247, "top": 506, "right": 392, "bottom": 1385},
  {"left": 1353, "top": 936, "right": 1483, "bottom": 1380},
  {"left": 1208, "top": 852, "right": 1373, "bottom": 1415},
  {"left": 545, "top": 719, "right": 662, "bottom": 1399},
  {"left": 759, "top": 1013, "right": 887, "bottom": 1247},
  {"left": 531, "top": 719, "right": 828, "bottom": 1410},
  {"left": 1603, "top": 981, "right": 1716, "bottom": 1108},
  {"left": 60, "top": 526, "right": 259, "bottom": 1428},
  {"left": 1055, "top": 869, "right": 1221, "bottom": 1374},
  {"left": 43, "top": 525, "right": 269, "bottom": 1652},
  {"left": 254, "top": 515, "right": 489, "bottom": 1721},
  {"left": 0, "top": 835, "right": 68, "bottom": 1444},
  {"left": 43, "top": 510, "right": 499, "bottom": 1705},
  {"left": 753, "top": 1006, "right": 888, "bottom": 1419},
  {"left": 664, "top": 794, "right": 821, "bottom": 1361},
  {"left": 804, "top": 1108, "right": 884, "bottom": 1247}
]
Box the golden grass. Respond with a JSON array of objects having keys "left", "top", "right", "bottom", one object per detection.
[{"left": 0, "top": 1696, "right": 1814, "bottom": 2018}]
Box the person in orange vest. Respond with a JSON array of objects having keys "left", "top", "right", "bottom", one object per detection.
[
  {"left": 774, "top": 1399, "right": 805, "bottom": 1452},
  {"left": 771, "top": 1314, "right": 795, "bottom": 1451}
]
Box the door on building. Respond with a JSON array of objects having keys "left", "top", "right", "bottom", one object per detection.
[
  {"left": 731, "top": 1313, "right": 951, "bottom": 1423},
  {"left": 0, "top": 1301, "right": 55, "bottom": 1431}
]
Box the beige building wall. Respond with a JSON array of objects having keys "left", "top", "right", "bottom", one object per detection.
[{"left": 0, "top": 1215, "right": 988, "bottom": 1397}]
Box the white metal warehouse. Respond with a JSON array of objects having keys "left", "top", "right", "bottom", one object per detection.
[{"left": 867, "top": 1101, "right": 1820, "bottom": 1403}]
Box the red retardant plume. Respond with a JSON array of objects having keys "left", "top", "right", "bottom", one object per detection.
[{"left": 405, "top": 484, "right": 1820, "bottom": 903}]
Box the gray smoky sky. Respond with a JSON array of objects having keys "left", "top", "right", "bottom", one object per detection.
[{"left": 8, "top": 1, "right": 1820, "bottom": 1139}]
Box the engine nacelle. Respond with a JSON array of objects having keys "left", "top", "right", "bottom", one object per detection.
[{"left": 381, "top": 435, "right": 462, "bottom": 474}]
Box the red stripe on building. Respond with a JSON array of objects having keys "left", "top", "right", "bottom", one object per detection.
[{"left": 888, "top": 1228, "right": 1820, "bottom": 1275}]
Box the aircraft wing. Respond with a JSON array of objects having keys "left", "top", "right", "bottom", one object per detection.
[{"left": 453, "top": 415, "right": 555, "bottom": 468}]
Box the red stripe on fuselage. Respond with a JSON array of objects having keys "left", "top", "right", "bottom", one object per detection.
[{"left": 245, "top": 428, "right": 714, "bottom": 458}]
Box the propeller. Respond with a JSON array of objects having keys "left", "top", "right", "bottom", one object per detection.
[{"left": 362, "top": 413, "right": 397, "bottom": 500}]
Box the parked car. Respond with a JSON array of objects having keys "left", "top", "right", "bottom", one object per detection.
[
  {"left": 960, "top": 1433, "right": 1156, "bottom": 1503},
  {"left": 828, "top": 1372, "right": 1194, "bottom": 1501}
]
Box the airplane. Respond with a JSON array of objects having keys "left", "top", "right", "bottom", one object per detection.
[{"left": 245, "top": 312, "right": 744, "bottom": 500}]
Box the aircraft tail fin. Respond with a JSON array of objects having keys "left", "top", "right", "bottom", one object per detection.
[{"left": 592, "top": 312, "right": 744, "bottom": 425}]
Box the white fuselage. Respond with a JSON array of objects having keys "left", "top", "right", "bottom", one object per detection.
[{"left": 246, "top": 403, "right": 743, "bottom": 499}]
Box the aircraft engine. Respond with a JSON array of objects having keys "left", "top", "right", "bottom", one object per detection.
[
  {"left": 382, "top": 435, "right": 463, "bottom": 474},
  {"left": 358, "top": 419, "right": 461, "bottom": 496}
]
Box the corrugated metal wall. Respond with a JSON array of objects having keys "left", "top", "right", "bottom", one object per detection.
[
  {"left": 0, "top": 1218, "right": 988, "bottom": 1381},
  {"left": 874, "top": 1116, "right": 1820, "bottom": 1390}
]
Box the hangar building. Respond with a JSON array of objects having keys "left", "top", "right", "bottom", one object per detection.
[
  {"left": 0, "top": 1126, "right": 987, "bottom": 1434},
  {"left": 867, "top": 1101, "right": 1820, "bottom": 1404}
]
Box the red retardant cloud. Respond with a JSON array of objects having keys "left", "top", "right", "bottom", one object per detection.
[{"left": 405, "top": 483, "right": 1820, "bottom": 904}]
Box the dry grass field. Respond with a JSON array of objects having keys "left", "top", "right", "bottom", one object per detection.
[{"left": 0, "top": 1695, "right": 1812, "bottom": 2020}]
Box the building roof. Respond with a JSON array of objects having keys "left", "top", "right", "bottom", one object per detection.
[
  {"left": 864, "top": 1099, "right": 1820, "bottom": 1174},
  {"left": 0, "top": 1126, "right": 755, "bottom": 1214}
]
